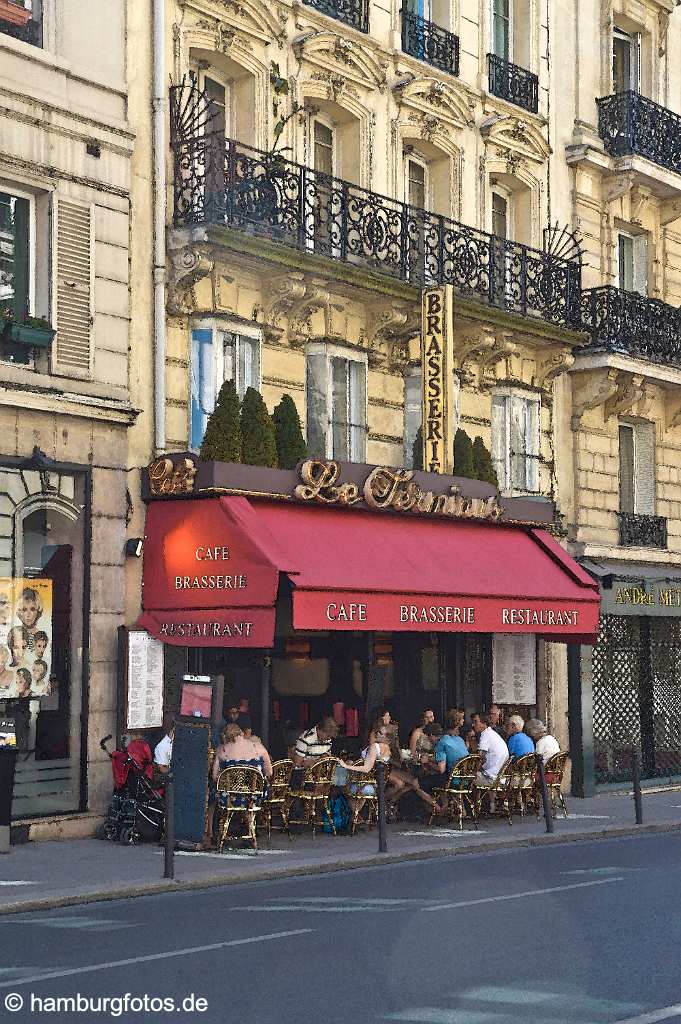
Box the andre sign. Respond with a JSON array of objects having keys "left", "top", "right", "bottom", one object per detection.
[{"left": 421, "top": 286, "right": 454, "bottom": 474}]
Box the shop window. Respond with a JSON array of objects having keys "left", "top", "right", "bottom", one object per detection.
[
  {"left": 0, "top": 462, "right": 87, "bottom": 818},
  {"left": 306, "top": 347, "right": 367, "bottom": 462},
  {"left": 491, "top": 392, "right": 540, "bottom": 493},
  {"left": 190, "top": 323, "right": 261, "bottom": 450},
  {"left": 613, "top": 28, "right": 640, "bottom": 93},
  {"left": 618, "top": 231, "right": 648, "bottom": 295},
  {"left": 619, "top": 422, "right": 655, "bottom": 515}
]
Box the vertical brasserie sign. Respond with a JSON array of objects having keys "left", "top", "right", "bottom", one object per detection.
[{"left": 421, "top": 286, "right": 454, "bottom": 474}]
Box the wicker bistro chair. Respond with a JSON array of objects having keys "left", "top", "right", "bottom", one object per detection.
[
  {"left": 343, "top": 764, "right": 380, "bottom": 835},
  {"left": 258, "top": 759, "right": 294, "bottom": 838},
  {"left": 508, "top": 753, "right": 540, "bottom": 818},
  {"left": 474, "top": 756, "right": 515, "bottom": 825},
  {"left": 283, "top": 756, "right": 338, "bottom": 837},
  {"left": 428, "top": 753, "right": 484, "bottom": 829},
  {"left": 215, "top": 765, "right": 266, "bottom": 853},
  {"left": 541, "top": 751, "right": 570, "bottom": 819}
]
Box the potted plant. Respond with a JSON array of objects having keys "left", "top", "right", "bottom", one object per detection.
[
  {"left": 2, "top": 311, "right": 55, "bottom": 349},
  {"left": 0, "top": 1, "right": 32, "bottom": 27}
]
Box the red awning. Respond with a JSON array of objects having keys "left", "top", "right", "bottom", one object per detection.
[{"left": 140, "top": 496, "right": 600, "bottom": 645}]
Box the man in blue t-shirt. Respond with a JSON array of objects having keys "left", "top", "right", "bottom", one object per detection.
[{"left": 506, "top": 714, "right": 535, "bottom": 759}]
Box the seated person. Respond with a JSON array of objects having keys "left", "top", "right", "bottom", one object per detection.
[
  {"left": 489, "top": 703, "right": 506, "bottom": 738},
  {"left": 153, "top": 713, "right": 175, "bottom": 774},
  {"left": 525, "top": 719, "right": 560, "bottom": 762},
  {"left": 292, "top": 716, "right": 339, "bottom": 768},
  {"left": 409, "top": 708, "right": 437, "bottom": 762},
  {"left": 342, "top": 719, "right": 436, "bottom": 818},
  {"left": 419, "top": 712, "right": 468, "bottom": 798},
  {"left": 471, "top": 710, "right": 509, "bottom": 786},
  {"left": 506, "top": 715, "right": 535, "bottom": 759}
]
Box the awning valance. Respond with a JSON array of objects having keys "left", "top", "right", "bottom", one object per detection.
[{"left": 140, "top": 497, "right": 600, "bottom": 645}]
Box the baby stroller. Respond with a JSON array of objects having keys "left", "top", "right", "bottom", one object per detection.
[{"left": 96, "top": 735, "right": 165, "bottom": 845}]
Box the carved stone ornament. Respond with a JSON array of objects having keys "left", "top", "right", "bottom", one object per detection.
[
  {"left": 571, "top": 367, "right": 620, "bottom": 429},
  {"left": 167, "top": 246, "right": 215, "bottom": 314},
  {"left": 361, "top": 300, "right": 419, "bottom": 369},
  {"left": 604, "top": 172, "right": 635, "bottom": 205},
  {"left": 603, "top": 372, "right": 645, "bottom": 420},
  {"left": 533, "top": 349, "right": 576, "bottom": 390},
  {"left": 262, "top": 271, "right": 333, "bottom": 343},
  {"left": 477, "top": 330, "right": 519, "bottom": 375},
  {"left": 665, "top": 393, "right": 681, "bottom": 431},
  {"left": 452, "top": 325, "right": 497, "bottom": 372}
]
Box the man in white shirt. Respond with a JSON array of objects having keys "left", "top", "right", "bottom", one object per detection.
[
  {"left": 153, "top": 714, "right": 175, "bottom": 774},
  {"left": 472, "top": 710, "right": 509, "bottom": 784}
]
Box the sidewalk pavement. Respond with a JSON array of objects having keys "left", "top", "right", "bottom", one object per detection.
[{"left": 1, "top": 787, "right": 681, "bottom": 915}]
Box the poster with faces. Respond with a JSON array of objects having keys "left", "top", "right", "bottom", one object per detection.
[{"left": 0, "top": 579, "right": 53, "bottom": 700}]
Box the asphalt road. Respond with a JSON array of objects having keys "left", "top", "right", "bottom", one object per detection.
[{"left": 0, "top": 833, "right": 680, "bottom": 1024}]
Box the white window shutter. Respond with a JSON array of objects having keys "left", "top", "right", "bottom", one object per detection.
[
  {"left": 632, "top": 235, "right": 648, "bottom": 297},
  {"left": 306, "top": 351, "right": 329, "bottom": 458},
  {"left": 404, "top": 373, "right": 421, "bottom": 469},
  {"left": 619, "top": 424, "right": 635, "bottom": 514},
  {"left": 491, "top": 395, "right": 507, "bottom": 490},
  {"left": 634, "top": 421, "right": 656, "bottom": 515},
  {"left": 525, "top": 398, "right": 540, "bottom": 492},
  {"left": 52, "top": 197, "right": 94, "bottom": 378},
  {"left": 349, "top": 360, "right": 367, "bottom": 462}
]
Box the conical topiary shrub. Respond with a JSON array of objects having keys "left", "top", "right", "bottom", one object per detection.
[
  {"left": 273, "top": 394, "right": 307, "bottom": 469},
  {"left": 453, "top": 427, "right": 475, "bottom": 478},
  {"left": 412, "top": 425, "right": 424, "bottom": 471},
  {"left": 199, "top": 378, "right": 242, "bottom": 462},
  {"left": 240, "top": 386, "right": 277, "bottom": 467},
  {"left": 472, "top": 435, "right": 499, "bottom": 487}
]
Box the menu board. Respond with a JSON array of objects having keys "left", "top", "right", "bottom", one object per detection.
[
  {"left": 126, "top": 631, "right": 164, "bottom": 730},
  {"left": 492, "top": 634, "right": 537, "bottom": 706}
]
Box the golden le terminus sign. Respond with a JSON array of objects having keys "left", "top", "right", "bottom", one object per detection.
[{"left": 421, "top": 286, "right": 454, "bottom": 474}]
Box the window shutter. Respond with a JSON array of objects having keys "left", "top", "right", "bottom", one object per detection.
[
  {"left": 509, "top": 395, "right": 527, "bottom": 490},
  {"left": 404, "top": 374, "right": 422, "bottom": 468},
  {"left": 632, "top": 235, "right": 648, "bottom": 297},
  {"left": 634, "top": 421, "right": 656, "bottom": 515},
  {"left": 525, "top": 398, "right": 540, "bottom": 492},
  {"left": 190, "top": 328, "right": 214, "bottom": 450},
  {"left": 52, "top": 197, "right": 94, "bottom": 377},
  {"left": 491, "top": 395, "right": 507, "bottom": 490},
  {"left": 305, "top": 352, "right": 329, "bottom": 458},
  {"left": 619, "top": 424, "right": 635, "bottom": 514},
  {"left": 348, "top": 360, "right": 367, "bottom": 462}
]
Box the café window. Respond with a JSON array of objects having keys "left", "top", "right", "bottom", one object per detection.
[
  {"left": 491, "top": 391, "right": 540, "bottom": 493},
  {"left": 0, "top": 189, "right": 33, "bottom": 321},
  {"left": 0, "top": 461, "right": 88, "bottom": 818},
  {"left": 619, "top": 421, "right": 655, "bottom": 515},
  {"left": 190, "top": 323, "right": 261, "bottom": 450},
  {"left": 306, "top": 346, "right": 367, "bottom": 462}
]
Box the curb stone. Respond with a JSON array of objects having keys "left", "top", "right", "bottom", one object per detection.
[{"left": 0, "top": 820, "right": 680, "bottom": 917}]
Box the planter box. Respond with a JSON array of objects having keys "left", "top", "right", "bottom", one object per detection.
[
  {"left": 0, "top": 1, "right": 31, "bottom": 27},
  {"left": 2, "top": 320, "right": 55, "bottom": 349}
]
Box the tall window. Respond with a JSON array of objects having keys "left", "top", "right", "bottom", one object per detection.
[
  {"left": 190, "top": 324, "right": 261, "bottom": 450},
  {"left": 617, "top": 232, "right": 647, "bottom": 295},
  {"left": 404, "top": 372, "right": 422, "bottom": 468},
  {"left": 0, "top": 190, "right": 32, "bottom": 320},
  {"left": 491, "top": 392, "right": 540, "bottom": 493},
  {"left": 613, "top": 28, "right": 640, "bottom": 93},
  {"left": 492, "top": 191, "right": 509, "bottom": 239},
  {"left": 306, "top": 348, "right": 367, "bottom": 462},
  {"left": 492, "top": 0, "right": 511, "bottom": 60},
  {"left": 313, "top": 120, "right": 335, "bottom": 175},
  {"left": 619, "top": 422, "right": 655, "bottom": 515},
  {"left": 406, "top": 157, "right": 427, "bottom": 209}
]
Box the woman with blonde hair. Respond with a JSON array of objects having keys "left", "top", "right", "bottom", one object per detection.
[{"left": 212, "top": 723, "right": 273, "bottom": 783}]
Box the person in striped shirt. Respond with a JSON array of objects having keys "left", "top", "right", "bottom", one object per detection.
[{"left": 293, "top": 716, "right": 339, "bottom": 767}]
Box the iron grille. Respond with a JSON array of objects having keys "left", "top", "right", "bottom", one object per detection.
[
  {"left": 487, "top": 53, "right": 538, "bottom": 114},
  {"left": 302, "top": 0, "right": 369, "bottom": 32},
  {"left": 618, "top": 513, "right": 668, "bottom": 549},
  {"left": 581, "top": 286, "right": 681, "bottom": 367},
  {"left": 171, "top": 131, "right": 581, "bottom": 329},
  {"left": 592, "top": 615, "right": 681, "bottom": 784},
  {"left": 597, "top": 91, "right": 681, "bottom": 177},
  {"left": 401, "top": 9, "right": 459, "bottom": 76},
  {"left": 0, "top": 14, "right": 41, "bottom": 45}
]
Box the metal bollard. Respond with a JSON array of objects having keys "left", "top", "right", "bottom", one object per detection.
[
  {"left": 632, "top": 750, "right": 643, "bottom": 825},
  {"left": 536, "top": 754, "right": 554, "bottom": 835},
  {"left": 376, "top": 760, "right": 388, "bottom": 853},
  {"left": 164, "top": 772, "right": 175, "bottom": 880}
]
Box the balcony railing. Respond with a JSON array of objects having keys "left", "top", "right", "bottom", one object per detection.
[
  {"left": 302, "top": 0, "right": 368, "bottom": 32},
  {"left": 0, "top": 13, "right": 41, "bottom": 45},
  {"left": 597, "top": 91, "right": 681, "bottom": 178},
  {"left": 581, "top": 286, "right": 681, "bottom": 367},
  {"left": 401, "top": 9, "right": 459, "bottom": 77},
  {"left": 487, "top": 53, "right": 538, "bottom": 114},
  {"left": 618, "top": 512, "right": 668, "bottom": 549},
  {"left": 172, "top": 134, "right": 581, "bottom": 329}
]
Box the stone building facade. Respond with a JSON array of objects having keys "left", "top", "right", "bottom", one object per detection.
[{"left": 0, "top": 1, "right": 135, "bottom": 830}]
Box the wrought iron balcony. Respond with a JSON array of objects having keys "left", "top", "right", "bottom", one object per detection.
[
  {"left": 401, "top": 9, "right": 459, "bottom": 77},
  {"left": 618, "top": 512, "right": 668, "bottom": 549},
  {"left": 581, "top": 286, "right": 681, "bottom": 367},
  {"left": 0, "top": 13, "right": 41, "bottom": 45},
  {"left": 487, "top": 53, "right": 538, "bottom": 114},
  {"left": 171, "top": 133, "right": 581, "bottom": 329},
  {"left": 597, "top": 91, "right": 681, "bottom": 177},
  {"left": 302, "top": 0, "right": 368, "bottom": 33}
]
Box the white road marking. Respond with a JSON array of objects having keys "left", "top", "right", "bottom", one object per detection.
[
  {"left": 0, "top": 881, "right": 34, "bottom": 886},
  {"left": 614, "top": 1005, "right": 681, "bottom": 1024},
  {"left": 278, "top": 897, "right": 439, "bottom": 905},
  {"left": 561, "top": 867, "right": 635, "bottom": 876},
  {"left": 564, "top": 813, "right": 611, "bottom": 820},
  {"left": 8, "top": 916, "right": 138, "bottom": 931},
  {"left": 165, "top": 849, "right": 290, "bottom": 859},
  {"left": 395, "top": 830, "right": 488, "bottom": 837},
  {"left": 0, "top": 929, "right": 313, "bottom": 989},
  {"left": 421, "top": 875, "right": 624, "bottom": 911}
]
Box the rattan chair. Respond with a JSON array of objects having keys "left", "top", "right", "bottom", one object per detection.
[
  {"left": 428, "top": 753, "right": 483, "bottom": 829},
  {"left": 344, "top": 764, "right": 379, "bottom": 835},
  {"left": 542, "top": 750, "right": 570, "bottom": 818},
  {"left": 258, "top": 758, "right": 294, "bottom": 838},
  {"left": 475, "top": 756, "right": 515, "bottom": 825},
  {"left": 283, "top": 756, "right": 338, "bottom": 837},
  {"left": 508, "top": 753, "right": 540, "bottom": 818},
  {"left": 215, "top": 765, "right": 266, "bottom": 853}
]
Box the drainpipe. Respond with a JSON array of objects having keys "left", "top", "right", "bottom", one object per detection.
[{"left": 152, "top": 0, "right": 166, "bottom": 453}]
